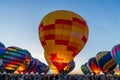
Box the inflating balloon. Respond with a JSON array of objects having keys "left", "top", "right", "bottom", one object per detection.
[
  {"left": 81, "top": 63, "right": 90, "bottom": 75},
  {"left": 39, "top": 10, "right": 89, "bottom": 72},
  {"left": 0, "top": 42, "right": 5, "bottom": 72},
  {"left": 96, "top": 51, "right": 116, "bottom": 74},
  {"left": 3, "top": 46, "right": 31, "bottom": 73},
  {"left": 111, "top": 44, "right": 120, "bottom": 66},
  {"left": 36, "top": 61, "right": 50, "bottom": 74},
  {"left": 88, "top": 57, "right": 101, "bottom": 74},
  {"left": 60, "top": 59, "right": 75, "bottom": 75}
]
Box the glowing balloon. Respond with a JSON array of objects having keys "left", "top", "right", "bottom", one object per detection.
[
  {"left": 111, "top": 44, "right": 120, "bottom": 66},
  {"left": 96, "top": 51, "right": 116, "bottom": 74},
  {"left": 44, "top": 53, "right": 58, "bottom": 74},
  {"left": 44, "top": 52, "right": 75, "bottom": 74},
  {"left": 81, "top": 63, "right": 90, "bottom": 74},
  {"left": 60, "top": 60, "right": 75, "bottom": 74},
  {"left": 3, "top": 46, "right": 31, "bottom": 73},
  {"left": 39, "top": 10, "right": 89, "bottom": 72},
  {"left": 88, "top": 57, "right": 101, "bottom": 74}
]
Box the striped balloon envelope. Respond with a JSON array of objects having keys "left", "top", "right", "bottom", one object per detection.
[
  {"left": 39, "top": 10, "right": 89, "bottom": 72},
  {"left": 3, "top": 46, "right": 31, "bottom": 73},
  {"left": 26, "top": 58, "right": 40, "bottom": 74},
  {"left": 96, "top": 51, "right": 116, "bottom": 74},
  {"left": 111, "top": 44, "right": 120, "bottom": 66}
]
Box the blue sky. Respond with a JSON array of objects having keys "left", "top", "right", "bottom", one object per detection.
[{"left": 0, "top": 0, "right": 120, "bottom": 74}]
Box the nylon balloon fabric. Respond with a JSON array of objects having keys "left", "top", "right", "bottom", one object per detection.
[
  {"left": 39, "top": 10, "right": 89, "bottom": 72},
  {"left": 111, "top": 44, "right": 120, "bottom": 66},
  {"left": 96, "top": 51, "right": 116, "bottom": 74},
  {"left": 3, "top": 46, "right": 31, "bottom": 73}
]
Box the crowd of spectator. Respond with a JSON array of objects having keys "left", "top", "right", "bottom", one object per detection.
[{"left": 0, "top": 73, "right": 120, "bottom": 80}]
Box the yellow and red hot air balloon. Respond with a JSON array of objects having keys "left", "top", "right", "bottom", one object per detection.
[{"left": 39, "top": 10, "right": 89, "bottom": 72}]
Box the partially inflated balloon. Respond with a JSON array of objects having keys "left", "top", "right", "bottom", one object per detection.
[
  {"left": 60, "top": 60, "right": 75, "bottom": 74},
  {"left": 0, "top": 42, "right": 5, "bottom": 72},
  {"left": 39, "top": 10, "right": 89, "bottom": 72},
  {"left": 96, "top": 51, "right": 116, "bottom": 74},
  {"left": 88, "top": 57, "right": 101, "bottom": 74},
  {"left": 27, "top": 58, "right": 39, "bottom": 74},
  {"left": 111, "top": 44, "right": 120, "bottom": 66},
  {"left": 81, "top": 63, "right": 90, "bottom": 74},
  {"left": 36, "top": 61, "right": 50, "bottom": 74},
  {"left": 3, "top": 46, "right": 31, "bottom": 73}
]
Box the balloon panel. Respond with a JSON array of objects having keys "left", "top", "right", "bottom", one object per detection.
[{"left": 39, "top": 10, "right": 89, "bottom": 72}]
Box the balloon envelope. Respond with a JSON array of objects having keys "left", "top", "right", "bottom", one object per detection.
[
  {"left": 96, "top": 51, "right": 116, "bottom": 74},
  {"left": 0, "top": 42, "right": 6, "bottom": 72},
  {"left": 112, "top": 44, "right": 120, "bottom": 66},
  {"left": 81, "top": 63, "right": 90, "bottom": 74},
  {"left": 3, "top": 46, "right": 31, "bottom": 73},
  {"left": 60, "top": 60, "right": 75, "bottom": 74},
  {"left": 88, "top": 57, "right": 101, "bottom": 74},
  {"left": 39, "top": 10, "right": 89, "bottom": 72}
]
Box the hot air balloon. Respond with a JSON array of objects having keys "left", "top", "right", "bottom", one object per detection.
[
  {"left": 0, "top": 42, "right": 5, "bottom": 72},
  {"left": 88, "top": 57, "right": 101, "bottom": 74},
  {"left": 60, "top": 60, "right": 75, "bottom": 75},
  {"left": 81, "top": 63, "right": 90, "bottom": 75},
  {"left": 25, "top": 58, "right": 39, "bottom": 74},
  {"left": 111, "top": 44, "right": 120, "bottom": 66},
  {"left": 96, "top": 51, "right": 116, "bottom": 74},
  {"left": 39, "top": 10, "right": 89, "bottom": 72},
  {"left": 36, "top": 61, "right": 50, "bottom": 74},
  {"left": 3, "top": 46, "right": 31, "bottom": 73}
]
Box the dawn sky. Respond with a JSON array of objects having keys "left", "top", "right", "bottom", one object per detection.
[{"left": 0, "top": 0, "right": 120, "bottom": 74}]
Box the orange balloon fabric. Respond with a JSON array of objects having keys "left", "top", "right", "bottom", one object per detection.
[{"left": 39, "top": 10, "right": 89, "bottom": 72}]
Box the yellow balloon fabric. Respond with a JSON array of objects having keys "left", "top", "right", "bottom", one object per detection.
[
  {"left": 44, "top": 53, "right": 58, "bottom": 74},
  {"left": 39, "top": 10, "right": 89, "bottom": 72}
]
